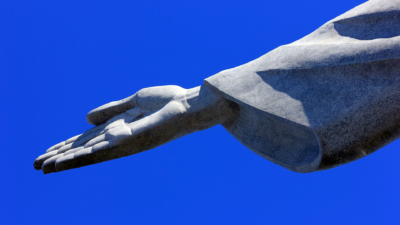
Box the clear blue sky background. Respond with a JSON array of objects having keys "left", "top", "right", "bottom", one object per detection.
[{"left": 1, "top": 0, "right": 399, "bottom": 224}]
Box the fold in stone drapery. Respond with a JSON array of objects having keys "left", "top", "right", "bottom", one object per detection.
[{"left": 204, "top": 0, "right": 400, "bottom": 172}]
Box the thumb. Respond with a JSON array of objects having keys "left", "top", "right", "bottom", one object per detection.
[{"left": 86, "top": 94, "right": 137, "bottom": 125}]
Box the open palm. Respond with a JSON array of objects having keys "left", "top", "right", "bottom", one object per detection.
[{"left": 34, "top": 85, "right": 192, "bottom": 174}]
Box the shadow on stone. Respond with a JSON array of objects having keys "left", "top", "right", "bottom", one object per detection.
[{"left": 333, "top": 11, "right": 400, "bottom": 40}]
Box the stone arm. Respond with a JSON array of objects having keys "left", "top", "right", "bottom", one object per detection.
[
  {"left": 34, "top": 0, "right": 400, "bottom": 174},
  {"left": 33, "top": 85, "right": 239, "bottom": 174}
]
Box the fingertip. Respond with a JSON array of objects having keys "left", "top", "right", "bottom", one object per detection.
[
  {"left": 34, "top": 151, "right": 58, "bottom": 170},
  {"left": 33, "top": 160, "right": 42, "bottom": 170},
  {"left": 42, "top": 154, "right": 64, "bottom": 174},
  {"left": 86, "top": 106, "right": 108, "bottom": 125},
  {"left": 86, "top": 97, "right": 136, "bottom": 125},
  {"left": 86, "top": 112, "right": 97, "bottom": 125},
  {"left": 86, "top": 104, "right": 113, "bottom": 125}
]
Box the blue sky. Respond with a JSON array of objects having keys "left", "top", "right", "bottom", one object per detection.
[{"left": 1, "top": 0, "right": 399, "bottom": 224}]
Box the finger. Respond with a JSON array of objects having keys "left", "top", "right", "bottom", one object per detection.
[
  {"left": 86, "top": 94, "right": 137, "bottom": 125},
  {"left": 45, "top": 141, "right": 65, "bottom": 153},
  {"left": 100, "top": 109, "right": 144, "bottom": 129},
  {"left": 73, "top": 111, "right": 137, "bottom": 148},
  {"left": 70, "top": 107, "right": 140, "bottom": 148},
  {"left": 54, "top": 147, "right": 94, "bottom": 172},
  {"left": 55, "top": 141, "right": 116, "bottom": 172},
  {"left": 41, "top": 154, "right": 64, "bottom": 174},
  {"left": 38, "top": 126, "right": 104, "bottom": 168},
  {"left": 125, "top": 107, "right": 146, "bottom": 123},
  {"left": 33, "top": 151, "right": 58, "bottom": 170},
  {"left": 104, "top": 118, "right": 126, "bottom": 130},
  {"left": 65, "top": 134, "right": 82, "bottom": 145},
  {"left": 63, "top": 146, "right": 85, "bottom": 156},
  {"left": 37, "top": 122, "right": 109, "bottom": 171},
  {"left": 45, "top": 134, "right": 81, "bottom": 153},
  {"left": 42, "top": 146, "right": 86, "bottom": 173},
  {"left": 91, "top": 140, "right": 111, "bottom": 152},
  {"left": 72, "top": 123, "right": 107, "bottom": 147},
  {"left": 38, "top": 140, "right": 112, "bottom": 172},
  {"left": 84, "top": 134, "right": 107, "bottom": 148},
  {"left": 128, "top": 101, "right": 185, "bottom": 135},
  {"left": 125, "top": 107, "right": 143, "bottom": 117},
  {"left": 56, "top": 143, "right": 74, "bottom": 154},
  {"left": 38, "top": 122, "right": 112, "bottom": 170}
]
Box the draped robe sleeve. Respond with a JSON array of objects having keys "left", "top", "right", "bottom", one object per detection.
[{"left": 204, "top": 0, "right": 400, "bottom": 172}]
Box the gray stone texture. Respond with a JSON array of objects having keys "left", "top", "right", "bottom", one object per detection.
[
  {"left": 34, "top": 0, "right": 400, "bottom": 174},
  {"left": 205, "top": 0, "right": 400, "bottom": 172},
  {"left": 34, "top": 86, "right": 238, "bottom": 173}
]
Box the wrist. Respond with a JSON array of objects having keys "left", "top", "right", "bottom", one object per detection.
[{"left": 183, "top": 85, "right": 239, "bottom": 131}]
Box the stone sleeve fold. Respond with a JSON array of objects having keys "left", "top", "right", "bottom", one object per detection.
[{"left": 204, "top": 0, "right": 400, "bottom": 172}]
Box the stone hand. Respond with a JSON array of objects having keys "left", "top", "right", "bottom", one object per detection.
[{"left": 34, "top": 85, "right": 238, "bottom": 174}]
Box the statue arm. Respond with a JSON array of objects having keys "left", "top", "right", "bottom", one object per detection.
[
  {"left": 34, "top": 85, "right": 238, "bottom": 174},
  {"left": 34, "top": 0, "right": 400, "bottom": 174}
]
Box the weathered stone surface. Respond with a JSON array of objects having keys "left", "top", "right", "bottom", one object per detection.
[
  {"left": 205, "top": 0, "right": 400, "bottom": 172},
  {"left": 34, "top": 0, "right": 400, "bottom": 174},
  {"left": 34, "top": 85, "right": 238, "bottom": 173}
]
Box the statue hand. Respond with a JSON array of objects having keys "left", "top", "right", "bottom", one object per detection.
[
  {"left": 34, "top": 85, "right": 238, "bottom": 174},
  {"left": 33, "top": 85, "right": 194, "bottom": 174}
]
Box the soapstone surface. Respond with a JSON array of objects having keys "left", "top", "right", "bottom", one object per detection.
[
  {"left": 34, "top": 0, "right": 400, "bottom": 173},
  {"left": 205, "top": 0, "right": 400, "bottom": 172}
]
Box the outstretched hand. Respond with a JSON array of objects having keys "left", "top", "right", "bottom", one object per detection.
[{"left": 34, "top": 85, "right": 238, "bottom": 174}]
